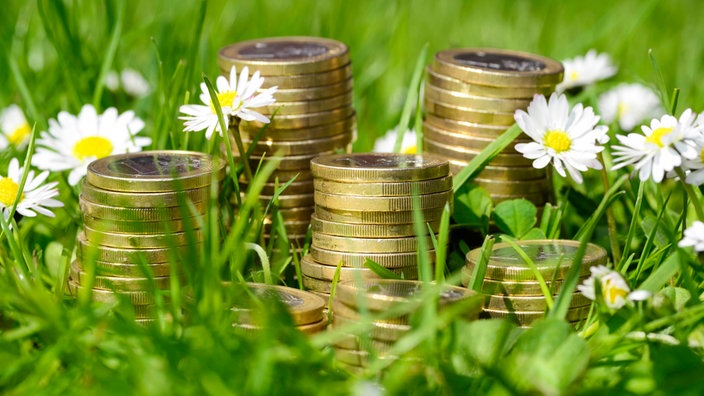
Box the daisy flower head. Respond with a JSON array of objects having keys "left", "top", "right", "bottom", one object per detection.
[
  {"left": 0, "top": 104, "right": 32, "bottom": 149},
  {"left": 611, "top": 109, "right": 701, "bottom": 183},
  {"left": 577, "top": 265, "right": 650, "bottom": 310},
  {"left": 557, "top": 49, "right": 617, "bottom": 92},
  {"left": 32, "top": 105, "right": 151, "bottom": 186},
  {"left": 373, "top": 127, "right": 417, "bottom": 154},
  {"left": 0, "top": 158, "right": 63, "bottom": 221},
  {"left": 598, "top": 83, "right": 664, "bottom": 132},
  {"left": 679, "top": 221, "right": 704, "bottom": 252},
  {"left": 513, "top": 92, "right": 608, "bottom": 184},
  {"left": 179, "top": 66, "right": 278, "bottom": 140}
]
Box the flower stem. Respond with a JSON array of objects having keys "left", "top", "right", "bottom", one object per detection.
[
  {"left": 675, "top": 167, "right": 704, "bottom": 221},
  {"left": 599, "top": 153, "right": 621, "bottom": 264},
  {"left": 228, "top": 118, "right": 253, "bottom": 182}
]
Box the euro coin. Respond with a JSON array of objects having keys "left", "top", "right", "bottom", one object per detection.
[
  {"left": 83, "top": 226, "right": 201, "bottom": 249},
  {"left": 241, "top": 152, "right": 333, "bottom": 171},
  {"left": 472, "top": 177, "right": 551, "bottom": 195},
  {"left": 331, "top": 300, "right": 408, "bottom": 325},
  {"left": 313, "top": 205, "right": 445, "bottom": 225},
  {"left": 311, "top": 214, "right": 439, "bottom": 238},
  {"left": 255, "top": 192, "right": 314, "bottom": 209},
  {"left": 484, "top": 292, "right": 591, "bottom": 311},
  {"left": 234, "top": 64, "right": 352, "bottom": 89},
  {"left": 332, "top": 312, "right": 411, "bottom": 342},
  {"left": 259, "top": 91, "right": 353, "bottom": 115},
  {"left": 313, "top": 190, "right": 451, "bottom": 212},
  {"left": 70, "top": 262, "right": 172, "bottom": 291},
  {"left": 461, "top": 266, "right": 586, "bottom": 295},
  {"left": 310, "top": 245, "right": 429, "bottom": 269},
  {"left": 312, "top": 234, "right": 434, "bottom": 253},
  {"left": 297, "top": 317, "right": 328, "bottom": 335},
  {"left": 424, "top": 83, "right": 532, "bottom": 112},
  {"left": 272, "top": 206, "right": 315, "bottom": 222},
  {"left": 83, "top": 215, "right": 200, "bottom": 234},
  {"left": 66, "top": 280, "right": 162, "bottom": 305},
  {"left": 238, "top": 113, "right": 356, "bottom": 141},
  {"left": 241, "top": 105, "right": 355, "bottom": 130},
  {"left": 425, "top": 67, "right": 555, "bottom": 99},
  {"left": 83, "top": 260, "right": 173, "bottom": 278},
  {"left": 81, "top": 182, "right": 211, "bottom": 208},
  {"left": 311, "top": 153, "right": 449, "bottom": 182},
  {"left": 481, "top": 305, "right": 590, "bottom": 326},
  {"left": 227, "top": 282, "right": 326, "bottom": 326},
  {"left": 424, "top": 114, "right": 508, "bottom": 138},
  {"left": 80, "top": 197, "right": 206, "bottom": 221},
  {"left": 270, "top": 78, "right": 353, "bottom": 101},
  {"left": 300, "top": 254, "right": 417, "bottom": 281},
  {"left": 313, "top": 176, "right": 452, "bottom": 196},
  {"left": 242, "top": 132, "right": 353, "bottom": 156},
  {"left": 422, "top": 122, "right": 529, "bottom": 154},
  {"left": 423, "top": 138, "right": 533, "bottom": 167},
  {"left": 301, "top": 274, "right": 333, "bottom": 293},
  {"left": 242, "top": 179, "right": 314, "bottom": 196},
  {"left": 424, "top": 99, "right": 515, "bottom": 125},
  {"left": 77, "top": 233, "right": 195, "bottom": 264}
]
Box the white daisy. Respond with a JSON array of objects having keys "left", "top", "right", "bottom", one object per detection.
[
  {"left": 598, "top": 83, "right": 664, "bottom": 131},
  {"left": 179, "top": 66, "right": 278, "bottom": 140},
  {"left": 0, "top": 104, "right": 32, "bottom": 149},
  {"left": 31, "top": 104, "right": 151, "bottom": 186},
  {"left": 373, "top": 127, "right": 417, "bottom": 154},
  {"left": 577, "top": 265, "right": 650, "bottom": 310},
  {"left": 0, "top": 158, "right": 63, "bottom": 221},
  {"left": 557, "top": 49, "right": 617, "bottom": 92},
  {"left": 679, "top": 221, "right": 704, "bottom": 252},
  {"left": 513, "top": 93, "right": 608, "bottom": 184},
  {"left": 611, "top": 109, "right": 701, "bottom": 183}
]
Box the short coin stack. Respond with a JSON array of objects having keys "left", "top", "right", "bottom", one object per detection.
[
  {"left": 331, "top": 279, "right": 481, "bottom": 371},
  {"left": 302, "top": 153, "right": 453, "bottom": 300},
  {"left": 230, "top": 283, "right": 327, "bottom": 335},
  {"left": 218, "top": 36, "right": 356, "bottom": 247},
  {"left": 423, "top": 48, "right": 563, "bottom": 208},
  {"left": 463, "top": 239, "right": 606, "bottom": 327},
  {"left": 68, "top": 151, "right": 224, "bottom": 324}
]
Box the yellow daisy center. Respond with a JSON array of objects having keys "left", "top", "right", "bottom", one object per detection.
[
  {"left": 569, "top": 71, "right": 579, "bottom": 81},
  {"left": 8, "top": 123, "right": 31, "bottom": 145},
  {"left": 403, "top": 145, "right": 417, "bottom": 154},
  {"left": 73, "top": 136, "right": 114, "bottom": 161},
  {"left": 0, "top": 177, "right": 22, "bottom": 207},
  {"left": 543, "top": 130, "right": 571, "bottom": 153},
  {"left": 210, "top": 90, "right": 239, "bottom": 113},
  {"left": 602, "top": 277, "right": 628, "bottom": 306},
  {"left": 645, "top": 127, "right": 673, "bottom": 148}
]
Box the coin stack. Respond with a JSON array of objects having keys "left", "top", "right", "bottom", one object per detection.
[
  {"left": 330, "top": 279, "right": 481, "bottom": 371},
  {"left": 68, "top": 151, "right": 224, "bottom": 324},
  {"left": 301, "top": 153, "right": 453, "bottom": 300},
  {"left": 218, "top": 36, "right": 355, "bottom": 248},
  {"left": 230, "top": 283, "right": 327, "bottom": 335},
  {"left": 423, "top": 48, "right": 563, "bottom": 208},
  {"left": 462, "top": 239, "right": 606, "bottom": 327}
]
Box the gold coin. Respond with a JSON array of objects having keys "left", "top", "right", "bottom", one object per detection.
[
  {"left": 332, "top": 312, "right": 410, "bottom": 342},
  {"left": 490, "top": 192, "right": 551, "bottom": 207},
  {"left": 311, "top": 214, "right": 439, "bottom": 238},
  {"left": 81, "top": 182, "right": 212, "bottom": 208},
  {"left": 228, "top": 282, "right": 326, "bottom": 326},
  {"left": 66, "top": 280, "right": 162, "bottom": 305},
  {"left": 466, "top": 239, "right": 607, "bottom": 281},
  {"left": 423, "top": 138, "right": 533, "bottom": 167},
  {"left": 332, "top": 299, "right": 408, "bottom": 325},
  {"left": 267, "top": 169, "right": 314, "bottom": 182},
  {"left": 241, "top": 104, "right": 355, "bottom": 130},
  {"left": 298, "top": 317, "right": 328, "bottom": 335},
  {"left": 313, "top": 190, "right": 451, "bottom": 212},
  {"left": 218, "top": 36, "right": 350, "bottom": 75},
  {"left": 301, "top": 274, "right": 333, "bottom": 293},
  {"left": 254, "top": 192, "right": 314, "bottom": 209},
  {"left": 432, "top": 48, "right": 563, "bottom": 87},
  {"left": 271, "top": 206, "right": 315, "bottom": 222},
  {"left": 425, "top": 114, "right": 508, "bottom": 138},
  {"left": 268, "top": 78, "right": 353, "bottom": 102},
  {"left": 300, "top": 254, "right": 417, "bottom": 281},
  {"left": 238, "top": 113, "right": 356, "bottom": 141},
  {"left": 79, "top": 259, "right": 173, "bottom": 278},
  {"left": 481, "top": 305, "right": 590, "bottom": 326},
  {"left": 242, "top": 132, "right": 354, "bottom": 156},
  {"left": 313, "top": 205, "right": 445, "bottom": 225},
  {"left": 425, "top": 67, "right": 555, "bottom": 99},
  {"left": 70, "top": 262, "right": 172, "bottom": 291},
  {"left": 310, "top": 245, "right": 430, "bottom": 269},
  {"left": 86, "top": 151, "right": 225, "bottom": 193},
  {"left": 333, "top": 346, "right": 401, "bottom": 367},
  {"left": 422, "top": 122, "right": 529, "bottom": 154},
  {"left": 472, "top": 177, "right": 551, "bottom": 195},
  {"left": 312, "top": 234, "right": 434, "bottom": 253},
  {"left": 461, "top": 266, "right": 586, "bottom": 295},
  {"left": 243, "top": 152, "right": 333, "bottom": 171},
  {"left": 83, "top": 226, "right": 201, "bottom": 249},
  {"left": 79, "top": 196, "right": 206, "bottom": 221},
  {"left": 77, "top": 233, "right": 195, "bottom": 264},
  {"left": 314, "top": 176, "right": 452, "bottom": 196},
  {"left": 424, "top": 99, "right": 515, "bottom": 125},
  {"left": 477, "top": 164, "right": 547, "bottom": 180},
  {"left": 333, "top": 331, "right": 397, "bottom": 352},
  {"left": 484, "top": 292, "right": 591, "bottom": 311},
  {"left": 424, "top": 83, "right": 533, "bottom": 112},
  {"left": 227, "top": 64, "right": 353, "bottom": 89},
  {"left": 83, "top": 215, "right": 200, "bottom": 234},
  {"left": 241, "top": 179, "right": 314, "bottom": 196},
  {"left": 259, "top": 91, "right": 353, "bottom": 115},
  {"left": 262, "top": 218, "right": 310, "bottom": 235},
  {"left": 311, "top": 153, "right": 449, "bottom": 182}
]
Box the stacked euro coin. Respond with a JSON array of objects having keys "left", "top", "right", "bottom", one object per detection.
[
  {"left": 463, "top": 239, "right": 606, "bottom": 327},
  {"left": 330, "top": 279, "right": 481, "bottom": 370},
  {"left": 423, "top": 48, "right": 563, "bottom": 208},
  {"left": 303, "top": 153, "right": 453, "bottom": 299},
  {"left": 230, "top": 283, "right": 327, "bottom": 335},
  {"left": 68, "top": 151, "right": 224, "bottom": 323},
  {"left": 218, "top": 36, "right": 355, "bottom": 247}
]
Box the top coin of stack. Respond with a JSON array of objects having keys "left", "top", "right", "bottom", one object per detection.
[
  {"left": 463, "top": 239, "right": 606, "bottom": 327},
  {"left": 300, "top": 153, "right": 453, "bottom": 299},
  {"left": 423, "top": 48, "right": 563, "bottom": 208},
  {"left": 69, "top": 151, "right": 224, "bottom": 323},
  {"left": 218, "top": 36, "right": 356, "bottom": 247}
]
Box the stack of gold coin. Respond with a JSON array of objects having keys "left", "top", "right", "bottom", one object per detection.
[
  {"left": 67, "top": 151, "right": 225, "bottom": 324},
  {"left": 330, "top": 279, "right": 481, "bottom": 370},
  {"left": 463, "top": 239, "right": 606, "bottom": 327},
  {"left": 423, "top": 48, "right": 563, "bottom": 207},
  {"left": 218, "top": 36, "right": 355, "bottom": 247},
  {"left": 302, "top": 153, "right": 453, "bottom": 299},
  {"left": 230, "top": 283, "right": 327, "bottom": 335}
]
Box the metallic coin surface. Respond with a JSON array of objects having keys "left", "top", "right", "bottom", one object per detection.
[
  {"left": 77, "top": 233, "right": 196, "bottom": 264},
  {"left": 80, "top": 196, "right": 206, "bottom": 221},
  {"left": 269, "top": 78, "right": 354, "bottom": 101},
  {"left": 313, "top": 176, "right": 452, "bottom": 196},
  {"left": 70, "top": 262, "right": 172, "bottom": 291},
  {"left": 313, "top": 190, "right": 452, "bottom": 212},
  {"left": 83, "top": 215, "right": 200, "bottom": 234},
  {"left": 228, "top": 282, "right": 326, "bottom": 326},
  {"left": 241, "top": 104, "right": 355, "bottom": 130},
  {"left": 311, "top": 153, "right": 449, "bottom": 182},
  {"left": 258, "top": 91, "right": 353, "bottom": 115},
  {"left": 81, "top": 182, "right": 211, "bottom": 208},
  {"left": 83, "top": 226, "right": 201, "bottom": 249},
  {"left": 242, "top": 132, "right": 353, "bottom": 156},
  {"left": 481, "top": 305, "right": 590, "bottom": 326},
  {"left": 310, "top": 245, "right": 429, "bottom": 269},
  {"left": 425, "top": 99, "right": 516, "bottom": 125},
  {"left": 300, "top": 254, "right": 417, "bottom": 281},
  {"left": 66, "top": 280, "right": 162, "bottom": 305},
  {"left": 424, "top": 83, "right": 533, "bottom": 112},
  {"left": 313, "top": 205, "right": 445, "bottom": 225},
  {"left": 312, "top": 233, "right": 434, "bottom": 253},
  {"left": 227, "top": 64, "right": 352, "bottom": 89},
  {"left": 423, "top": 138, "right": 533, "bottom": 167},
  {"left": 425, "top": 67, "right": 555, "bottom": 99},
  {"left": 484, "top": 292, "right": 591, "bottom": 311},
  {"left": 238, "top": 113, "right": 356, "bottom": 141},
  {"left": 311, "top": 214, "right": 439, "bottom": 238}
]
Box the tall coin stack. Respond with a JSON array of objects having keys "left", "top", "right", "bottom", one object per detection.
[
  {"left": 69, "top": 151, "right": 224, "bottom": 324},
  {"left": 330, "top": 279, "right": 481, "bottom": 371},
  {"left": 423, "top": 48, "right": 563, "bottom": 208},
  {"left": 462, "top": 239, "right": 606, "bottom": 327},
  {"left": 302, "top": 153, "right": 453, "bottom": 300},
  {"left": 218, "top": 37, "right": 356, "bottom": 248}
]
